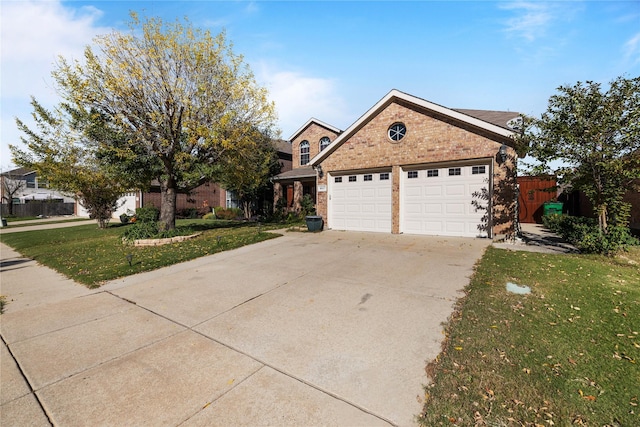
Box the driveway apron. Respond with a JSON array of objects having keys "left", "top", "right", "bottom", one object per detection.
[{"left": 1, "top": 231, "right": 488, "bottom": 426}]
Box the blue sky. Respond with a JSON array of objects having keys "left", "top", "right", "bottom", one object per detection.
[{"left": 2, "top": 0, "right": 639, "bottom": 169}]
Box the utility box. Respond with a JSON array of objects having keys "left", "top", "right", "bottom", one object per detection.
[{"left": 543, "top": 202, "right": 563, "bottom": 216}]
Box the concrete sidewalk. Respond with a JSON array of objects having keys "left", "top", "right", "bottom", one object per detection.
[
  {"left": 0, "top": 217, "right": 95, "bottom": 235},
  {"left": 493, "top": 223, "right": 579, "bottom": 254},
  {"left": 1, "top": 230, "right": 489, "bottom": 426}
]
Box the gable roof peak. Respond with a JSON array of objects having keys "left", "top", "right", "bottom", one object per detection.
[
  {"left": 288, "top": 118, "right": 342, "bottom": 142},
  {"left": 309, "top": 89, "right": 518, "bottom": 166}
]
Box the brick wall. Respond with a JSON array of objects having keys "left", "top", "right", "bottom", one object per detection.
[
  {"left": 291, "top": 123, "right": 341, "bottom": 167},
  {"left": 307, "top": 101, "right": 516, "bottom": 236},
  {"left": 142, "top": 182, "right": 226, "bottom": 214}
]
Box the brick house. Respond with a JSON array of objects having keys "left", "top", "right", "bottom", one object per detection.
[
  {"left": 273, "top": 90, "right": 521, "bottom": 238},
  {"left": 81, "top": 139, "right": 293, "bottom": 218}
]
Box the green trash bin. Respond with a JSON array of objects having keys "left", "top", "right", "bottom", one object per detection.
[
  {"left": 305, "top": 215, "right": 323, "bottom": 232},
  {"left": 543, "top": 201, "right": 563, "bottom": 216}
]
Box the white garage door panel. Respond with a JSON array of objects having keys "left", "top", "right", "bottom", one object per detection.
[
  {"left": 330, "top": 172, "right": 392, "bottom": 233},
  {"left": 402, "top": 165, "right": 489, "bottom": 237}
]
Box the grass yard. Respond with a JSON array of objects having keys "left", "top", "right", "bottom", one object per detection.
[
  {"left": 420, "top": 246, "right": 639, "bottom": 426},
  {"left": 0, "top": 219, "right": 282, "bottom": 288}
]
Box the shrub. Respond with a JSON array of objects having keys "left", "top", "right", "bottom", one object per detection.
[
  {"left": 177, "top": 208, "right": 199, "bottom": 219},
  {"left": 122, "top": 221, "right": 159, "bottom": 242},
  {"left": 214, "top": 207, "right": 242, "bottom": 220},
  {"left": 202, "top": 212, "right": 215, "bottom": 220},
  {"left": 135, "top": 206, "right": 160, "bottom": 223},
  {"left": 300, "top": 194, "right": 316, "bottom": 216},
  {"left": 543, "top": 214, "right": 639, "bottom": 255}
]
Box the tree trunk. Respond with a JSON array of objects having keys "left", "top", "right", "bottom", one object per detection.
[
  {"left": 160, "top": 177, "right": 177, "bottom": 231},
  {"left": 598, "top": 205, "right": 608, "bottom": 234},
  {"left": 243, "top": 200, "right": 251, "bottom": 219}
]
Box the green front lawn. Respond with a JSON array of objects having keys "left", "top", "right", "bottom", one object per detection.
[
  {"left": 420, "top": 247, "right": 639, "bottom": 426},
  {"left": 0, "top": 220, "right": 281, "bottom": 288}
]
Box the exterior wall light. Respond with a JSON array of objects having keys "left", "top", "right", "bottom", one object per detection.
[
  {"left": 499, "top": 144, "right": 508, "bottom": 163},
  {"left": 315, "top": 165, "right": 324, "bottom": 178}
]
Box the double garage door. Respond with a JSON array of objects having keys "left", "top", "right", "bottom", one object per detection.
[{"left": 329, "top": 164, "right": 489, "bottom": 237}]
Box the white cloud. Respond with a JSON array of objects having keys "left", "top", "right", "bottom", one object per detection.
[
  {"left": 0, "top": 0, "right": 110, "bottom": 168},
  {"left": 257, "top": 65, "right": 350, "bottom": 139},
  {"left": 500, "top": 1, "right": 553, "bottom": 42},
  {"left": 623, "top": 32, "right": 640, "bottom": 65}
]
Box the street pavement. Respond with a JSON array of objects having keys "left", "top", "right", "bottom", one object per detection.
[{"left": 1, "top": 222, "right": 490, "bottom": 426}]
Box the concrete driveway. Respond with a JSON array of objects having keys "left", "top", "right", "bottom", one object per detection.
[{"left": 1, "top": 230, "right": 489, "bottom": 426}]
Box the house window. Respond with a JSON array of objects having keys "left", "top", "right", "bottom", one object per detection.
[
  {"left": 448, "top": 168, "right": 461, "bottom": 176},
  {"left": 225, "top": 190, "right": 240, "bottom": 209},
  {"left": 427, "top": 169, "right": 439, "bottom": 177},
  {"left": 379, "top": 173, "right": 390, "bottom": 180},
  {"left": 472, "top": 166, "right": 486, "bottom": 175},
  {"left": 364, "top": 174, "right": 373, "bottom": 182},
  {"left": 348, "top": 176, "right": 357, "bottom": 182},
  {"left": 388, "top": 122, "right": 407, "bottom": 142},
  {"left": 407, "top": 171, "right": 418, "bottom": 179},
  {"left": 300, "top": 140, "right": 310, "bottom": 165},
  {"left": 320, "top": 136, "right": 330, "bottom": 151},
  {"left": 335, "top": 176, "right": 343, "bottom": 183}
]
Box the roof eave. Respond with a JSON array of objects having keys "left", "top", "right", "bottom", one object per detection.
[{"left": 310, "top": 89, "right": 516, "bottom": 166}]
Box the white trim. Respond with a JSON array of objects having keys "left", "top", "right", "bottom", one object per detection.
[
  {"left": 310, "top": 89, "right": 515, "bottom": 166},
  {"left": 288, "top": 118, "right": 342, "bottom": 142}
]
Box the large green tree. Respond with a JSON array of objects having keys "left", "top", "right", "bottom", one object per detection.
[
  {"left": 521, "top": 76, "right": 640, "bottom": 232},
  {"left": 12, "top": 99, "right": 125, "bottom": 228},
  {"left": 51, "top": 14, "right": 277, "bottom": 230}
]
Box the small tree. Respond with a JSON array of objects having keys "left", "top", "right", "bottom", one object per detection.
[
  {"left": 0, "top": 170, "right": 26, "bottom": 216},
  {"left": 216, "top": 129, "right": 282, "bottom": 219},
  {"left": 11, "top": 99, "right": 125, "bottom": 228},
  {"left": 520, "top": 76, "right": 640, "bottom": 233}
]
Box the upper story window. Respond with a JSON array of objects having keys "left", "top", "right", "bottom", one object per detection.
[
  {"left": 320, "top": 136, "right": 331, "bottom": 151},
  {"left": 300, "top": 140, "right": 310, "bottom": 165}
]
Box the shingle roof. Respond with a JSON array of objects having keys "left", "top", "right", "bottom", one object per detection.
[
  {"left": 453, "top": 109, "right": 521, "bottom": 130},
  {"left": 274, "top": 139, "right": 292, "bottom": 155},
  {"left": 0, "top": 167, "right": 34, "bottom": 177},
  {"left": 273, "top": 166, "right": 316, "bottom": 180}
]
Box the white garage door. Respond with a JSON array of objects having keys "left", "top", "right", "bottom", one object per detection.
[
  {"left": 329, "top": 172, "right": 392, "bottom": 232},
  {"left": 402, "top": 164, "right": 489, "bottom": 237}
]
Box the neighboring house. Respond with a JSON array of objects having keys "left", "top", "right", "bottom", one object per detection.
[
  {"left": 273, "top": 89, "right": 521, "bottom": 238},
  {"left": 78, "top": 139, "right": 293, "bottom": 218},
  {"left": 140, "top": 139, "right": 293, "bottom": 215},
  {"left": 561, "top": 180, "right": 640, "bottom": 235},
  {"left": 0, "top": 167, "right": 75, "bottom": 204}
]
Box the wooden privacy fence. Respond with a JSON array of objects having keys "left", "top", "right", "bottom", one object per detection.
[{"left": 1, "top": 202, "right": 75, "bottom": 218}]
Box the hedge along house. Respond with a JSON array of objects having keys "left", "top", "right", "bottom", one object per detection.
[{"left": 273, "top": 90, "right": 521, "bottom": 238}]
